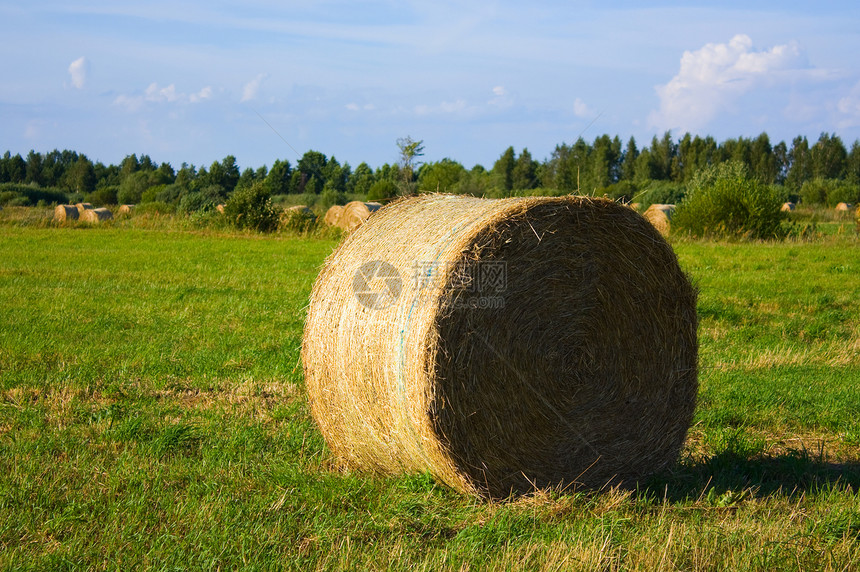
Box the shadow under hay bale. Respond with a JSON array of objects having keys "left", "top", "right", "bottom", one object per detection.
[
  {"left": 643, "top": 203, "right": 675, "bottom": 237},
  {"left": 302, "top": 194, "right": 698, "bottom": 499},
  {"left": 80, "top": 207, "right": 113, "bottom": 223},
  {"left": 54, "top": 205, "right": 79, "bottom": 222}
]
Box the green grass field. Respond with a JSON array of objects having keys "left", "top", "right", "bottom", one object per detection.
[{"left": 1, "top": 211, "right": 859, "bottom": 570}]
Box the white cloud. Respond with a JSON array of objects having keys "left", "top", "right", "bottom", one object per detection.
[
  {"left": 649, "top": 34, "right": 806, "bottom": 132},
  {"left": 190, "top": 86, "right": 213, "bottom": 103},
  {"left": 837, "top": 81, "right": 860, "bottom": 128},
  {"left": 488, "top": 85, "right": 513, "bottom": 109},
  {"left": 241, "top": 74, "right": 267, "bottom": 102},
  {"left": 147, "top": 82, "right": 178, "bottom": 102},
  {"left": 414, "top": 99, "right": 469, "bottom": 116},
  {"left": 68, "top": 57, "right": 88, "bottom": 89},
  {"left": 113, "top": 82, "right": 212, "bottom": 111},
  {"left": 573, "top": 97, "right": 592, "bottom": 118},
  {"left": 345, "top": 102, "right": 375, "bottom": 111}
]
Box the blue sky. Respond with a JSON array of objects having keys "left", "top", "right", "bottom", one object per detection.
[{"left": 2, "top": 1, "right": 860, "bottom": 172}]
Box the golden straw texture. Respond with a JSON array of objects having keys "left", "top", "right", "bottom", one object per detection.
[
  {"left": 54, "top": 205, "right": 79, "bottom": 222},
  {"left": 302, "top": 194, "right": 698, "bottom": 498},
  {"left": 643, "top": 204, "right": 675, "bottom": 237},
  {"left": 336, "top": 201, "right": 382, "bottom": 232},
  {"left": 323, "top": 205, "right": 344, "bottom": 227},
  {"left": 81, "top": 207, "right": 113, "bottom": 222},
  {"left": 75, "top": 202, "right": 94, "bottom": 213}
]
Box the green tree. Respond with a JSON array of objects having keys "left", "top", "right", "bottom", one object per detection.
[
  {"left": 749, "top": 133, "right": 777, "bottom": 184},
  {"left": 810, "top": 132, "right": 847, "bottom": 180},
  {"left": 323, "top": 156, "right": 348, "bottom": 193},
  {"left": 348, "top": 162, "right": 375, "bottom": 196},
  {"left": 265, "top": 159, "right": 292, "bottom": 195},
  {"left": 296, "top": 151, "right": 328, "bottom": 193},
  {"left": 62, "top": 155, "right": 96, "bottom": 194},
  {"left": 25, "top": 151, "right": 43, "bottom": 186},
  {"left": 786, "top": 136, "right": 812, "bottom": 193},
  {"left": 1, "top": 152, "right": 26, "bottom": 184},
  {"left": 847, "top": 140, "right": 860, "bottom": 186},
  {"left": 621, "top": 137, "right": 638, "bottom": 181},
  {"left": 512, "top": 148, "right": 539, "bottom": 191},
  {"left": 491, "top": 146, "right": 516, "bottom": 191},
  {"left": 419, "top": 158, "right": 466, "bottom": 193},
  {"left": 396, "top": 136, "right": 424, "bottom": 195}
]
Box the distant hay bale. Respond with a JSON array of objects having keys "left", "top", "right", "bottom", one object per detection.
[
  {"left": 118, "top": 204, "right": 136, "bottom": 216},
  {"left": 287, "top": 205, "right": 315, "bottom": 218},
  {"left": 280, "top": 205, "right": 317, "bottom": 232},
  {"left": 80, "top": 207, "right": 113, "bottom": 223},
  {"left": 629, "top": 202, "right": 641, "bottom": 211},
  {"left": 336, "top": 201, "right": 383, "bottom": 232},
  {"left": 75, "top": 202, "right": 94, "bottom": 214},
  {"left": 216, "top": 204, "right": 226, "bottom": 214},
  {"left": 302, "top": 194, "right": 698, "bottom": 498},
  {"left": 54, "top": 205, "right": 79, "bottom": 222},
  {"left": 323, "top": 205, "right": 344, "bottom": 227},
  {"left": 836, "top": 202, "right": 854, "bottom": 212},
  {"left": 643, "top": 204, "right": 675, "bottom": 237},
  {"left": 781, "top": 202, "right": 795, "bottom": 212}
]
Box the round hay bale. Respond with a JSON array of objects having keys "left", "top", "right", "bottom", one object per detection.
[
  {"left": 216, "top": 204, "right": 226, "bottom": 214},
  {"left": 118, "top": 204, "right": 136, "bottom": 216},
  {"left": 302, "top": 194, "right": 698, "bottom": 498},
  {"left": 75, "top": 202, "right": 94, "bottom": 214},
  {"left": 781, "top": 202, "right": 795, "bottom": 212},
  {"left": 337, "top": 201, "right": 383, "bottom": 232},
  {"left": 643, "top": 204, "right": 675, "bottom": 237},
  {"left": 836, "top": 202, "right": 854, "bottom": 212},
  {"left": 287, "top": 205, "right": 315, "bottom": 218},
  {"left": 323, "top": 205, "right": 344, "bottom": 227},
  {"left": 54, "top": 205, "right": 79, "bottom": 222},
  {"left": 280, "top": 205, "right": 317, "bottom": 232},
  {"left": 81, "top": 207, "right": 113, "bottom": 223}
]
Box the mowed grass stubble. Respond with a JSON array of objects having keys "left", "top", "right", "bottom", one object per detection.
[{"left": 1, "top": 221, "right": 859, "bottom": 570}]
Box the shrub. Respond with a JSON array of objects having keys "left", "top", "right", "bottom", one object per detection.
[
  {"left": 136, "top": 201, "right": 176, "bottom": 215},
  {"left": 673, "top": 162, "right": 786, "bottom": 240},
  {"left": 318, "top": 185, "right": 347, "bottom": 211},
  {"left": 85, "top": 186, "right": 118, "bottom": 207},
  {"left": 0, "top": 183, "right": 69, "bottom": 206},
  {"left": 827, "top": 182, "right": 860, "bottom": 207},
  {"left": 633, "top": 180, "right": 686, "bottom": 208},
  {"left": 223, "top": 181, "right": 278, "bottom": 232},
  {"left": 601, "top": 180, "right": 638, "bottom": 203},
  {"left": 178, "top": 185, "right": 225, "bottom": 214},
  {"left": 366, "top": 179, "right": 398, "bottom": 202},
  {"left": 279, "top": 209, "right": 317, "bottom": 234},
  {"left": 799, "top": 178, "right": 833, "bottom": 206}
]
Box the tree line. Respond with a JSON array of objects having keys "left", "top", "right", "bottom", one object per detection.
[{"left": 1, "top": 131, "right": 859, "bottom": 210}]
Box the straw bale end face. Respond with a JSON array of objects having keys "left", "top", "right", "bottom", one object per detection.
[{"left": 302, "top": 195, "right": 697, "bottom": 499}]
